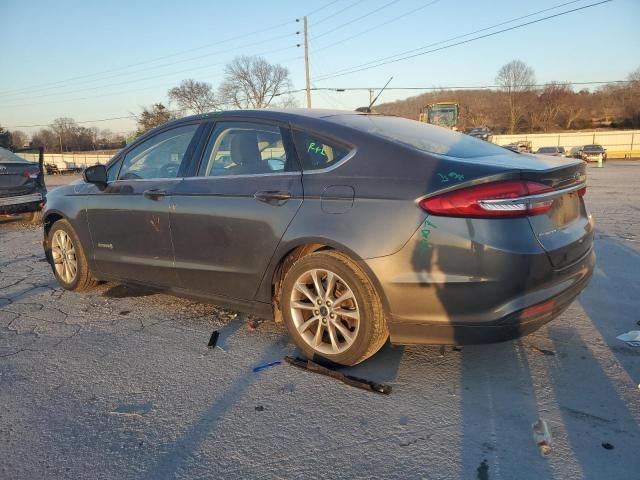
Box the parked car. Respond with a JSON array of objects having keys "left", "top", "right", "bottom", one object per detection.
[
  {"left": 580, "top": 144, "right": 607, "bottom": 162},
  {"left": 569, "top": 146, "right": 583, "bottom": 159},
  {"left": 503, "top": 140, "right": 533, "bottom": 153},
  {"left": 535, "top": 146, "right": 567, "bottom": 157},
  {"left": 42, "top": 110, "right": 595, "bottom": 365},
  {"left": 468, "top": 127, "right": 492, "bottom": 141},
  {"left": 0, "top": 146, "right": 46, "bottom": 223}
]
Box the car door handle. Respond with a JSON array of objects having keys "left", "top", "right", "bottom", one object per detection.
[
  {"left": 254, "top": 191, "right": 291, "bottom": 203},
  {"left": 143, "top": 188, "right": 169, "bottom": 200}
]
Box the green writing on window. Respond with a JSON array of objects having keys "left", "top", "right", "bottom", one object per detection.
[{"left": 307, "top": 142, "right": 327, "bottom": 157}]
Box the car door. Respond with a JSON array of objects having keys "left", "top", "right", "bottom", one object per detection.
[
  {"left": 169, "top": 120, "right": 303, "bottom": 300},
  {"left": 86, "top": 123, "right": 201, "bottom": 287}
]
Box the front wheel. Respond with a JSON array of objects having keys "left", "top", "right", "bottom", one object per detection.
[
  {"left": 47, "top": 219, "right": 98, "bottom": 291},
  {"left": 281, "top": 251, "right": 388, "bottom": 366}
]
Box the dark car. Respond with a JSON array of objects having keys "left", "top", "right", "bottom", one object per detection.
[
  {"left": 0, "top": 146, "right": 46, "bottom": 222},
  {"left": 42, "top": 110, "right": 595, "bottom": 365},
  {"left": 535, "top": 146, "right": 566, "bottom": 157},
  {"left": 468, "top": 127, "right": 492, "bottom": 140},
  {"left": 580, "top": 144, "right": 607, "bottom": 162}
]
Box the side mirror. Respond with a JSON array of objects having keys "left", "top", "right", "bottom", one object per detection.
[{"left": 83, "top": 164, "right": 107, "bottom": 185}]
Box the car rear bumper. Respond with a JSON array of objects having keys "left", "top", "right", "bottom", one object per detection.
[
  {"left": 0, "top": 193, "right": 44, "bottom": 215},
  {"left": 364, "top": 215, "right": 595, "bottom": 346}
]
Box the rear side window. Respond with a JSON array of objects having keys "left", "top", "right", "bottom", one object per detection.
[{"left": 292, "top": 130, "right": 350, "bottom": 170}]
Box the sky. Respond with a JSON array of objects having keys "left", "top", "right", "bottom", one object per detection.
[{"left": 1, "top": 0, "right": 638, "bottom": 136}]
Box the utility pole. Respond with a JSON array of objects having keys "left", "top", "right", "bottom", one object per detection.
[
  {"left": 369, "top": 88, "right": 374, "bottom": 106},
  {"left": 303, "top": 16, "right": 311, "bottom": 108}
]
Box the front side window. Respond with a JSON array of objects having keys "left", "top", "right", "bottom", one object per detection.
[
  {"left": 118, "top": 124, "right": 198, "bottom": 180},
  {"left": 199, "top": 122, "right": 290, "bottom": 177},
  {"left": 292, "top": 130, "right": 350, "bottom": 170}
]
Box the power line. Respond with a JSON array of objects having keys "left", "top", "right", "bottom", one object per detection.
[
  {"left": 1, "top": 34, "right": 299, "bottom": 102},
  {"left": 275, "top": 79, "right": 632, "bottom": 95},
  {"left": 312, "top": 0, "right": 366, "bottom": 26},
  {"left": 5, "top": 79, "right": 631, "bottom": 129},
  {"left": 0, "top": 0, "right": 335, "bottom": 99},
  {"left": 313, "top": 0, "right": 601, "bottom": 81},
  {"left": 312, "top": 0, "right": 442, "bottom": 54},
  {"left": 2, "top": 43, "right": 298, "bottom": 103},
  {"left": 311, "top": 0, "right": 402, "bottom": 40}
]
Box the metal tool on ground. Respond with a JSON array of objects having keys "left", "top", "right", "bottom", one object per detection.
[{"left": 284, "top": 356, "right": 392, "bottom": 395}]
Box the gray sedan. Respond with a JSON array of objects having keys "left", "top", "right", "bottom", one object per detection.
[{"left": 42, "top": 109, "right": 595, "bottom": 365}]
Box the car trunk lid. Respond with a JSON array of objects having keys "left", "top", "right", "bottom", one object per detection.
[{"left": 520, "top": 159, "right": 592, "bottom": 268}]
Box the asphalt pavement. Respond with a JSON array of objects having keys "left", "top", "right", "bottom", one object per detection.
[{"left": 1, "top": 162, "right": 639, "bottom": 479}]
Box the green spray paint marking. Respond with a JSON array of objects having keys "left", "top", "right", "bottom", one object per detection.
[
  {"left": 307, "top": 142, "right": 327, "bottom": 157},
  {"left": 437, "top": 171, "right": 465, "bottom": 183},
  {"left": 419, "top": 215, "right": 437, "bottom": 252}
]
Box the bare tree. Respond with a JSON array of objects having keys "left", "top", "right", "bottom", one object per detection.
[
  {"left": 219, "top": 56, "right": 292, "bottom": 109},
  {"left": 50, "top": 117, "right": 78, "bottom": 152},
  {"left": 168, "top": 79, "right": 219, "bottom": 114},
  {"left": 496, "top": 60, "right": 536, "bottom": 134},
  {"left": 9, "top": 130, "right": 28, "bottom": 148},
  {"left": 134, "top": 103, "right": 175, "bottom": 137}
]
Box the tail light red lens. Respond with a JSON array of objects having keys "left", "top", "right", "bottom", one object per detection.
[
  {"left": 577, "top": 186, "right": 586, "bottom": 197},
  {"left": 23, "top": 167, "right": 40, "bottom": 179},
  {"left": 419, "top": 180, "right": 555, "bottom": 218}
]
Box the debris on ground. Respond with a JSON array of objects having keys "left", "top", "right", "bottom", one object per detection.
[
  {"left": 252, "top": 361, "right": 282, "bottom": 373},
  {"left": 119, "top": 310, "right": 131, "bottom": 316},
  {"left": 255, "top": 405, "right": 265, "bottom": 412},
  {"left": 207, "top": 330, "right": 219, "bottom": 349},
  {"left": 284, "top": 356, "right": 392, "bottom": 395},
  {"left": 602, "top": 442, "right": 614, "bottom": 450},
  {"left": 616, "top": 330, "right": 640, "bottom": 346},
  {"left": 528, "top": 345, "right": 556, "bottom": 356},
  {"left": 246, "top": 320, "right": 258, "bottom": 332},
  {"left": 532, "top": 418, "right": 552, "bottom": 456}
]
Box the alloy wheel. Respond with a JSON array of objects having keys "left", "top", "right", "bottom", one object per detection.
[
  {"left": 51, "top": 229, "right": 78, "bottom": 284},
  {"left": 290, "top": 268, "right": 360, "bottom": 355}
]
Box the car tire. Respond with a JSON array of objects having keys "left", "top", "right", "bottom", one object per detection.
[
  {"left": 47, "top": 219, "right": 98, "bottom": 291},
  {"left": 281, "top": 250, "right": 388, "bottom": 366}
]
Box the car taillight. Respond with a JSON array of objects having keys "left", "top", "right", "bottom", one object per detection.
[
  {"left": 577, "top": 186, "right": 586, "bottom": 197},
  {"left": 419, "top": 180, "right": 555, "bottom": 218},
  {"left": 23, "top": 167, "right": 40, "bottom": 179}
]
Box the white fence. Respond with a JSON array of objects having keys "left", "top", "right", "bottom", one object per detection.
[
  {"left": 491, "top": 130, "right": 640, "bottom": 157},
  {"left": 19, "top": 153, "right": 114, "bottom": 171}
]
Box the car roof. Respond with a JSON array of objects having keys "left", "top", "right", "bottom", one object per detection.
[{"left": 176, "top": 108, "right": 375, "bottom": 124}]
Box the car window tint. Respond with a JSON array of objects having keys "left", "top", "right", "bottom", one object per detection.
[
  {"left": 106, "top": 158, "right": 122, "bottom": 182},
  {"left": 200, "top": 122, "right": 288, "bottom": 176},
  {"left": 331, "top": 114, "right": 510, "bottom": 159},
  {"left": 118, "top": 124, "right": 198, "bottom": 180},
  {"left": 292, "top": 130, "right": 349, "bottom": 170}
]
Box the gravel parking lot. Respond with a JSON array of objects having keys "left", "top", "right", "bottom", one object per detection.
[{"left": 1, "top": 163, "right": 639, "bottom": 480}]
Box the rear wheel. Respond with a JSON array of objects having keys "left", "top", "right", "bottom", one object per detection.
[
  {"left": 47, "top": 220, "right": 98, "bottom": 291},
  {"left": 281, "top": 251, "right": 388, "bottom": 366}
]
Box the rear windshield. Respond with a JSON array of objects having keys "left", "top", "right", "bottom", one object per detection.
[
  {"left": 0, "top": 146, "right": 30, "bottom": 164},
  {"left": 329, "top": 114, "right": 506, "bottom": 158},
  {"left": 538, "top": 147, "right": 557, "bottom": 153},
  {"left": 583, "top": 145, "right": 603, "bottom": 151}
]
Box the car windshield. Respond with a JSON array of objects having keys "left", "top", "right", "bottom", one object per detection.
[
  {"left": 583, "top": 145, "right": 603, "bottom": 152},
  {"left": 0, "top": 146, "right": 30, "bottom": 164},
  {"left": 331, "top": 114, "right": 506, "bottom": 158},
  {"left": 538, "top": 147, "right": 557, "bottom": 153}
]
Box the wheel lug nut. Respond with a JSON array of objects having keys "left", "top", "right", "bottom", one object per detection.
[
  {"left": 322, "top": 318, "right": 327, "bottom": 324},
  {"left": 330, "top": 313, "right": 336, "bottom": 319},
  {"left": 317, "top": 299, "right": 322, "bottom": 305},
  {"left": 326, "top": 300, "right": 332, "bottom": 307},
  {"left": 314, "top": 310, "right": 319, "bottom": 315}
]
